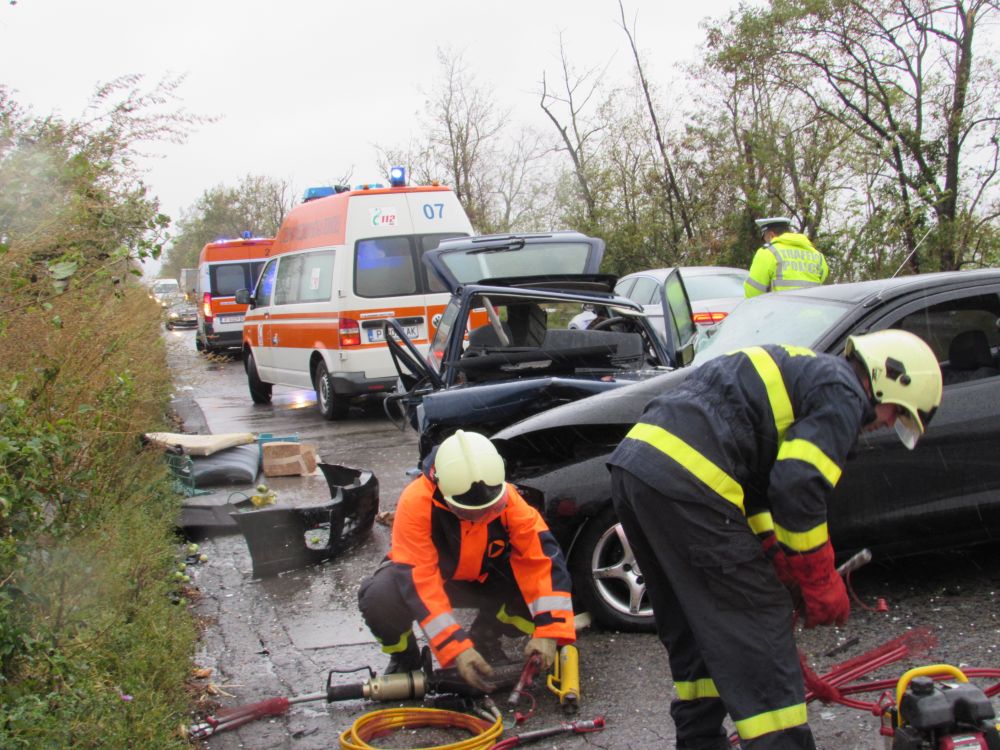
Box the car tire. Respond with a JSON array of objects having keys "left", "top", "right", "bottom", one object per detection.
[
  {"left": 245, "top": 351, "right": 272, "bottom": 405},
  {"left": 195, "top": 335, "right": 205, "bottom": 352},
  {"left": 165, "top": 322, "right": 173, "bottom": 330},
  {"left": 314, "top": 361, "right": 350, "bottom": 420},
  {"left": 569, "top": 507, "right": 656, "bottom": 632}
]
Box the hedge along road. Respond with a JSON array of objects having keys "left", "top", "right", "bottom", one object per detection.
[{"left": 162, "top": 327, "right": 1000, "bottom": 750}]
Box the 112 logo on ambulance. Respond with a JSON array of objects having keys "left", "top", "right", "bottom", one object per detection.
[{"left": 369, "top": 207, "right": 398, "bottom": 227}]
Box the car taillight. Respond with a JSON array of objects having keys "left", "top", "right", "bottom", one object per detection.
[
  {"left": 692, "top": 311, "right": 728, "bottom": 325},
  {"left": 202, "top": 292, "right": 213, "bottom": 323},
  {"left": 339, "top": 317, "right": 361, "bottom": 347}
]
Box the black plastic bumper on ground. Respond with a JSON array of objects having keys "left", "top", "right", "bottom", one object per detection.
[{"left": 231, "top": 464, "right": 379, "bottom": 578}]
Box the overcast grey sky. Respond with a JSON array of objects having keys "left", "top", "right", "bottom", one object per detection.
[{"left": 1, "top": 0, "right": 742, "bottom": 269}]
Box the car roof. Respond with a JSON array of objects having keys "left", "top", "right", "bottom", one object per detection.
[
  {"left": 622, "top": 266, "right": 747, "bottom": 282},
  {"left": 777, "top": 269, "right": 1000, "bottom": 305}
]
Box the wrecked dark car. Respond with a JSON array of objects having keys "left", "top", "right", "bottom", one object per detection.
[
  {"left": 492, "top": 269, "right": 1000, "bottom": 631},
  {"left": 382, "top": 231, "right": 698, "bottom": 460}
]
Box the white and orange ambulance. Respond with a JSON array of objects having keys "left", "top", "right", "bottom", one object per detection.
[
  {"left": 195, "top": 235, "right": 275, "bottom": 353},
  {"left": 236, "top": 175, "right": 474, "bottom": 419}
]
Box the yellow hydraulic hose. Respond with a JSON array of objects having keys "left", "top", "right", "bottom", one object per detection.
[{"left": 339, "top": 707, "right": 503, "bottom": 750}]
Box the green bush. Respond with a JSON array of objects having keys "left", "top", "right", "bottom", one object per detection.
[{"left": 1, "top": 82, "right": 198, "bottom": 748}]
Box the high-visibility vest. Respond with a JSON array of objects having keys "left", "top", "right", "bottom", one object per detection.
[{"left": 744, "top": 233, "right": 828, "bottom": 297}]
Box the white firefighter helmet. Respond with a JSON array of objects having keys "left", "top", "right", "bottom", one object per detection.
[
  {"left": 845, "top": 330, "right": 943, "bottom": 449},
  {"left": 433, "top": 430, "right": 507, "bottom": 520}
]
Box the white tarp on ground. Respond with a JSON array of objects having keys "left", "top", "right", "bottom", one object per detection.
[{"left": 144, "top": 431, "right": 256, "bottom": 456}]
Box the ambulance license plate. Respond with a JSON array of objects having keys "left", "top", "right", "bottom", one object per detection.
[
  {"left": 368, "top": 325, "right": 419, "bottom": 343},
  {"left": 218, "top": 315, "right": 244, "bottom": 324}
]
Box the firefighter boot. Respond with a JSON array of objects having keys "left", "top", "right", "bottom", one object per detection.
[{"left": 384, "top": 637, "right": 422, "bottom": 675}]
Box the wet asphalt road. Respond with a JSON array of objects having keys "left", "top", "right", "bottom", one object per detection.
[{"left": 163, "top": 328, "right": 1000, "bottom": 750}]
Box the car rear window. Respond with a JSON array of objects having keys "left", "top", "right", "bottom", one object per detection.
[
  {"left": 210, "top": 263, "right": 254, "bottom": 296},
  {"left": 682, "top": 272, "right": 747, "bottom": 302},
  {"left": 437, "top": 241, "right": 595, "bottom": 284}
]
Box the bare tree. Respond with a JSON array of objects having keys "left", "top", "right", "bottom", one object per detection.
[
  {"left": 748, "top": 0, "right": 1000, "bottom": 272},
  {"left": 539, "top": 33, "right": 611, "bottom": 226},
  {"left": 617, "top": 0, "right": 694, "bottom": 242}
]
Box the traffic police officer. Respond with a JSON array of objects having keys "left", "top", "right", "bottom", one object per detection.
[
  {"left": 608, "top": 330, "right": 942, "bottom": 749},
  {"left": 358, "top": 430, "right": 575, "bottom": 691},
  {"left": 745, "top": 217, "right": 829, "bottom": 297}
]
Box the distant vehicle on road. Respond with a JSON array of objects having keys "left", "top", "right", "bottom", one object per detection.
[
  {"left": 180, "top": 267, "right": 198, "bottom": 301},
  {"left": 164, "top": 298, "right": 198, "bottom": 330},
  {"left": 150, "top": 278, "right": 180, "bottom": 303},
  {"left": 195, "top": 236, "right": 274, "bottom": 354}
]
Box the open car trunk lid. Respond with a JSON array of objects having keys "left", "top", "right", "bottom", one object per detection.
[{"left": 424, "top": 232, "right": 605, "bottom": 293}]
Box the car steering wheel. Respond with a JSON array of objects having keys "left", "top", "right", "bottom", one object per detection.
[{"left": 590, "top": 315, "right": 640, "bottom": 333}]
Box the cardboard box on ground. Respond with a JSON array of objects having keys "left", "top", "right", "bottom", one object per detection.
[{"left": 262, "top": 441, "right": 318, "bottom": 477}]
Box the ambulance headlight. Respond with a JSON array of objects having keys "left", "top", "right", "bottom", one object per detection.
[{"left": 389, "top": 166, "right": 406, "bottom": 187}]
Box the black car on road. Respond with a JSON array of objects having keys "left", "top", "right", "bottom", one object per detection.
[
  {"left": 492, "top": 270, "right": 1000, "bottom": 631},
  {"left": 383, "top": 231, "right": 698, "bottom": 460}
]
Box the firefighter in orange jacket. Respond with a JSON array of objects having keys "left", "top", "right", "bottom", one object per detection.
[{"left": 358, "top": 430, "right": 576, "bottom": 691}]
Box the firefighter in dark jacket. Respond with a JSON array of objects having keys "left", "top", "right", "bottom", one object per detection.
[
  {"left": 358, "top": 430, "right": 576, "bottom": 692},
  {"left": 608, "top": 330, "right": 942, "bottom": 749}
]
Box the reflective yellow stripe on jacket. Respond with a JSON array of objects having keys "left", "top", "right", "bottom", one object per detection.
[{"left": 624, "top": 423, "right": 744, "bottom": 511}]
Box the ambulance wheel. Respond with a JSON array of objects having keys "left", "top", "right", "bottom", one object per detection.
[
  {"left": 315, "top": 362, "right": 349, "bottom": 420},
  {"left": 570, "top": 507, "right": 656, "bottom": 632},
  {"left": 195, "top": 335, "right": 205, "bottom": 352},
  {"left": 245, "top": 351, "right": 272, "bottom": 405}
]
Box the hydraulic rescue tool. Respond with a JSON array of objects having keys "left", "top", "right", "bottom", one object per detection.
[
  {"left": 187, "top": 654, "right": 525, "bottom": 740},
  {"left": 546, "top": 644, "right": 581, "bottom": 714},
  {"left": 507, "top": 653, "right": 542, "bottom": 708}
]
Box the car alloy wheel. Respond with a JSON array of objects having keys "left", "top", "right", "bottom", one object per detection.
[{"left": 570, "top": 508, "right": 655, "bottom": 631}]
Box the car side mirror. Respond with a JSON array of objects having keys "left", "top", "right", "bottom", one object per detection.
[{"left": 235, "top": 288, "right": 253, "bottom": 307}]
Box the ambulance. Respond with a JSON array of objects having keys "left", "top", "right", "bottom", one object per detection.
[
  {"left": 235, "top": 171, "right": 474, "bottom": 419},
  {"left": 195, "top": 235, "right": 275, "bottom": 353}
]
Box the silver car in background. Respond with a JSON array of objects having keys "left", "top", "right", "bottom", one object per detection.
[{"left": 571, "top": 265, "right": 748, "bottom": 336}]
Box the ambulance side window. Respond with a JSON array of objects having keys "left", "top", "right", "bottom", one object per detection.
[
  {"left": 274, "top": 255, "right": 303, "bottom": 305},
  {"left": 256, "top": 259, "right": 278, "bottom": 307},
  {"left": 296, "top": 250, "right": 335, "bottom": 302},
  {"left": 355, "top": 237, "right": 417, "bottom": 297}
]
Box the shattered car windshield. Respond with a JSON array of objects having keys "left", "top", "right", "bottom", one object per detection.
[
  {"left": 693, "top": 294, "right": 850, "bottom": 364},
  {"left": 438, "top": 241, "right": 593, "bottom": 283}
]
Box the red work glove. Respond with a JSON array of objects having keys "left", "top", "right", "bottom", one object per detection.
[
  {"left": 784, "top": 542, "right": 850, "bottom": 628},
  {"left": 760, "top": 534, "right": 798, "bottom": 591}
]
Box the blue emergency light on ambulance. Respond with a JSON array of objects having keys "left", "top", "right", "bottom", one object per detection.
[
  {"left": 389, "top": 166, "right": 406, "bottom": 187},
  {"left": 304, "top": 186, "right": 336, "bottom": 202}
]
